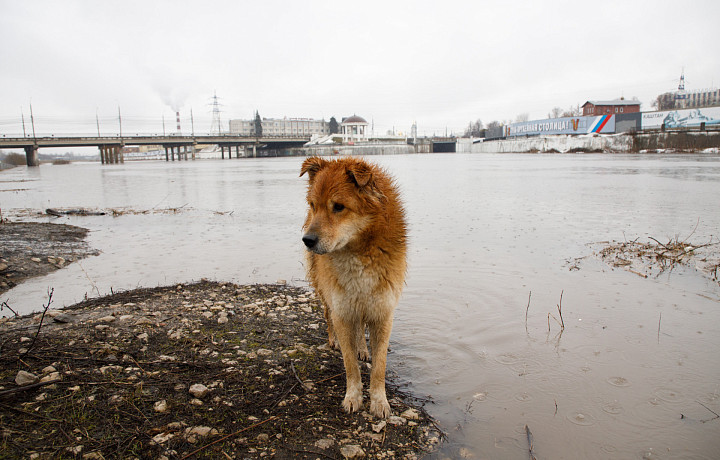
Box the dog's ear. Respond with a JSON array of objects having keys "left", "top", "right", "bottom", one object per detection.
[
  {"left": 346, "top": 162, "right": 373, "bottom": 188},
  {"left": 300, "top": 157, "right": 327, "bottom": 181}
]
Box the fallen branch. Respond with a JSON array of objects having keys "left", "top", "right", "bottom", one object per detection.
[
  {"left": 525, "top": 425, "right": 537, "bottom": 460},
  {"left": 0, "top": 378, "right": 61, "bottom": 398},
  {"left": 1, "top": 299, "right": 18, "bottom": 317}
]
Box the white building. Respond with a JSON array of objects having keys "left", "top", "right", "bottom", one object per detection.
[
  {"left": 228, "top": 117, "right": 329, "bottom": 136},
  {"left": 340, "top": 115, "right": 369, "bottom": 142}
]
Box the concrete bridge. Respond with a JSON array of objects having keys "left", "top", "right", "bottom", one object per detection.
[{"left": 0, "top": 134, "right": 311, "bottom": 166}]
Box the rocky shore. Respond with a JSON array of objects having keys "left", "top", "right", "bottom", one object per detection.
[
  {"left": 1, "top": 274, "right": 440, "bottom": 458},
  {"left": 0, "top": 221, "right": 99, "bottom": 295}
]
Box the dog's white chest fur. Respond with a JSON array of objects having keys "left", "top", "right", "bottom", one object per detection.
[{"left": 327, "top": 252, "right": 397, "bottom": 324}]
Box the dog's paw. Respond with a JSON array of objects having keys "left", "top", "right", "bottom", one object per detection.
[
  {"left": 342, "top": 389, "right": 363, "bottom": 413},
  {"left": 369, "top": 394, "right": 391, "bottom": 418},
  {"left": 357, "top": 348, "right": 370, "bottom": 362}
]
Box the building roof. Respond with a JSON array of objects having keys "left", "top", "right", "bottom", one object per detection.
[
  {"left": 582, "top": 99, "right": 640, "bottom": 107},
  {"left": 341, "top": 115, "right": 368, "bottom": 124}
]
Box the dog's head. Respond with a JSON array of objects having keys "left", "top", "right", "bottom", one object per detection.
[{"left": 300, "top": 157, "right": 384, "bottom": 254}]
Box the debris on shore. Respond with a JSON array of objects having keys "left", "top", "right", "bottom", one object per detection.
[{"left": 587, "top": 236, "right": 720, "bottom": 283}]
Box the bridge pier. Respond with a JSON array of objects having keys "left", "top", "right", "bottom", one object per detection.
[
  {"left": 24, "top": 146, "right": 39, "bottom": 167},
  {"left": 99, "top": 146, "right": 123, "bottom": 164}
]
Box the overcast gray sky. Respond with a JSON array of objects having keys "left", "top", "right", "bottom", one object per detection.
[{"left": 1, "top": 0, "right": 719, "bottom": 138}]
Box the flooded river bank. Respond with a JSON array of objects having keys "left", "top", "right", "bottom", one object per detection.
[{"left": 2, "top": 153, "right": 719, "bottom": 458}]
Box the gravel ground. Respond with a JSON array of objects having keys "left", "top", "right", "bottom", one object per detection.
[{"left": 0, "top": 278, "right": 441, "bottom": 459}]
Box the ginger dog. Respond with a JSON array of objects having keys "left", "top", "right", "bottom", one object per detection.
[{"left": 300, "top": 156, "right": 407, "bottom": 418}]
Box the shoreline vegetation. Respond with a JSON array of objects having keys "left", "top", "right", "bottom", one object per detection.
[{"left": 0, "top": 220, "right": 442, "bottom": 459}]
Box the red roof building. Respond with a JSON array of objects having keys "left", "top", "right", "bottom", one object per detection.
[{"left": 582, "top": 99, "right": 640, "bottom": 116}]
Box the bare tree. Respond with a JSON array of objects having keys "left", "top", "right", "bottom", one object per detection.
[
  {"left": 561, "top": 104, "right": 581, "bottom": 117},
  {"left": 515, "top": 113, "right": 529, "bottom": 122},
  {"left": 653, "top": 93, "right": 676, "bottom": 111},
  {"left": 547, "top": 107, "right": 563, "bottom": 119},
  {"left": 463, "top": 119, "right": 484, "bottom": 137}
]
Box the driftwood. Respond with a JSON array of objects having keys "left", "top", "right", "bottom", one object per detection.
[{"left": 46, "top": 208, "right": 106, "bottom": 217}]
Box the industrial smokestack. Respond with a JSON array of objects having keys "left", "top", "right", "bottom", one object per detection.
[{"left": 176, "top": 111, "right": 181, "bottom": 134}]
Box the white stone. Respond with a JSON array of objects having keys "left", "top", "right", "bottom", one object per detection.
[
  {"left": 189, "top": 383, "right": 209, "bottom": 398},
  {"left": 401, "top": 408, "right": 420, "bottom": 420},
  {"left": 15, "top": 370, "right": 39, "bottom": 386},
  {"left": 40, "top": 372, "right": 61, "bottom": 383},
  {"left": 315, "top": 438, "right": 334, "bottom": 449},
  {"left": 154, "top": 400, "right": 168, "bottom": 413},
  {"left": 371, "top": 420, "right": 387, "bottom": 433},
  {"left": 152, "top": 433, "right": 175, "bottom": 444},
  {"left": 340, "top": 444, "right": 365, "bottom": 459}
]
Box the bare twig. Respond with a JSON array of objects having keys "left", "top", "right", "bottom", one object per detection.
[
  {"left": 1, "top": 299, "right": 18, "bottom": 317},
  {"left": 21, "top": 287, "right": 54, "bottom": 356},
  {"left": 681, "top": 217, "right": 701, "bottom": 244},
  {"left": 525, "top": 291, "right": 532, "bottom": 332},
  {"left": 290, "top": 361, "right": 311, "bottom": 391},
  {"left": 697, "top": 400, "right": 720, "bottom": 422},
  {"left": 525, "top": 425, "right": 537, "bottom": 460},
  {"left": 547, "top": 313, "right": 550, "bottom": 333},
  {"left": 657, "top": 313, "right": 662, "bottom": 344},
  {"left": 556, "top": 290, "right": 565, "bottom": 330},
  {"left": 648, "top": 236, "right": 671, "bottom": 251}
]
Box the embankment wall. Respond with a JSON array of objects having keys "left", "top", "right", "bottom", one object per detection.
[{"left": 461, "top": 131, "right": 720, "bottom": 154}]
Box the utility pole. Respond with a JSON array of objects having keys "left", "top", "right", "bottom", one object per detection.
[
  {"left": 21, "top": 107, "right": 27, "bottom": 138},
  {"left": 162, "top": 115, "right": 166, "bottom": 136},
  {"left": 191, "top": 108, "right": 195, "bottom": 136},
  {"left": 117, "top": 106, "right": 123, "bottom": 138},
  {"left": 29, "top": 103, "right": 37, "bottom": 140},
  {"left": 96, "top": 110, "right": 101, "bottom": 137}
]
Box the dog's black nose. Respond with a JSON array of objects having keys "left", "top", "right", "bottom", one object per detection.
[{"left": 302, "top": 234, "right": 318, "bottom": 249}]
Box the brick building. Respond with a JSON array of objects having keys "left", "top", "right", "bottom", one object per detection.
[{"left": 582, "top": 99, "right": 641, "bottom": 116}]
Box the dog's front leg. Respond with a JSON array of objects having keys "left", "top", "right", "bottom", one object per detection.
[
  {"left": 332, "top": 313, "right": 363, "bottom": 413},
  {"left": 368, "top": 317, "right": 394, "bottom": 418}
]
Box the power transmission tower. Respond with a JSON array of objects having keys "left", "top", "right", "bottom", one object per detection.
[{"left": 209, "top": 91, "right": 224, "bottom": 135}]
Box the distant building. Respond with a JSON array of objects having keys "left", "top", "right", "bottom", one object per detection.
[
  {"left": 656, "top": 88, "right": 720, "bottom": 110},
  {"left": 582, "top": 99, "right": 641, "bottom": 116},
  {"left": 228, "top": 117, "right": 329, "bottom": 136},
  {"left": 654, "top": 71, "right": 720, "bottom": 111},
  {"left": 340, "top": 115, "right": 369, "bottom": 142}
]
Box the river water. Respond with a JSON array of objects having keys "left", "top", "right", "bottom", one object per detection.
[{"left": 2, "top": 153, "right": 719, "bottom": 458}]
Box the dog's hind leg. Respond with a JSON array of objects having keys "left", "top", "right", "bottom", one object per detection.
[
  {"left": 332, "top": 314, "right": 363, "bottom": 413},
  {"left": 368, "top": 316, "right": 394, "bottom": 418},
  {"left": 356, "top": 325, "right": 370, "bottom": 361}
]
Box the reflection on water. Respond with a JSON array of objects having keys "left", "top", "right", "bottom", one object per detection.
[{"left": 2, "top": 153, "right": 720, "bottom": 458}]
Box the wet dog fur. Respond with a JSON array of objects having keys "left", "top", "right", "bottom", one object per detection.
[{"left": 300, "top": 156, "right": 407, "bottom": 418}]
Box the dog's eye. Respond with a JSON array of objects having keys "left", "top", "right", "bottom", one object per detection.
[
  {"left": 332, "top": 203, "right": 345, "bottom": 213},
  {"left": 309, "top": 202, "right": 316, "bottom": 211}
]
